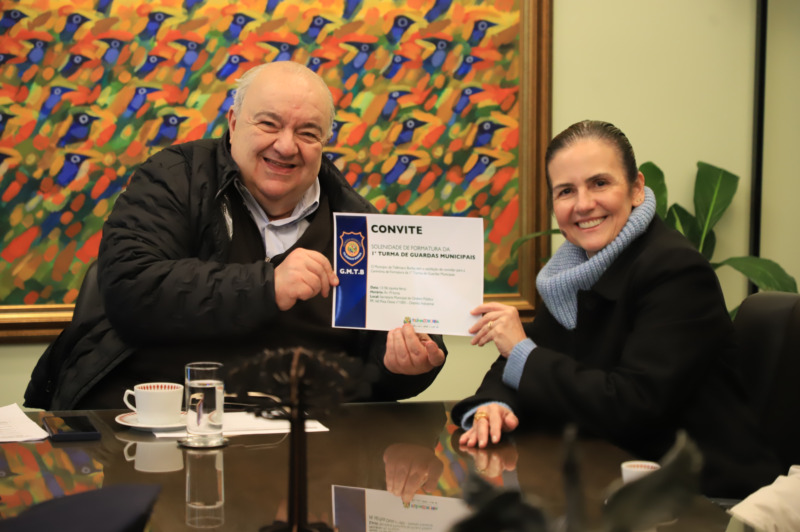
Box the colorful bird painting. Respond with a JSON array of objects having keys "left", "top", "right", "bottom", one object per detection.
[
  {"left": 17, "top": 39, "right": 49, "bottom": 79},
  {"left": 148, "top": 114, "right": 188, "bottom": 146},
  {"left": 57, "top": 112, "right": 99, "bottom": 147},
  {"left": 121, "top": 87, "right": 159, "bottom": 119},
  {"left": 302, "top": 15, "right": 332, "bottom": 44},
  {"left": 386, "top": 15, "right": 414, "bottom": 45},
  {"left": 0, "top": 9, "right": 27, "bottom": 34},
  {"left": 224, "top": 13, "right": 255, "bottom": 41},
  {"left": 53, "top": 153, "right": 91, "bottom": 186},
  {"left": 60, "top": 13, "right": 91, "bottom": 42},
  {"left": 138, "top": 12, "right": 172, "bottom": 41},
  {"left": 393, "top": 118, "right": 426, "bottom": 146},
  {"left": 216, "top": 54, "right": 248, "bottom": 80}
]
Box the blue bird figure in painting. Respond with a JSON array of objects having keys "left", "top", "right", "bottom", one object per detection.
[
  {"left": 329, "top": 119, "right": 345, "bottom": 145},
  {"left": 454, "top": 54, "right": 483, "bottom": 80},
  {"left": 95, "top": 0, "right": 113, "bottom": 15},
  {"left": 384, "top": 154, "right": 418, "bottom": 184},
  {"left": 100, "top": 38, "right": 126, "bottom": 66},
  {"left": 0, "top": 52, "right": 17, "bottom": 66},
  {"left": 468, "top": 20, "right": 497, "bottom": 46},
  {"left": 224, "top": 13, "right": 254, "bottom": 41},
  {"left": 0, "top": 112, "right": 14, "bottom": 136},
  {"left": 149, "top": 114, "right": 188, "bottom": 146},
  {"left": 17, "top": 39, "right": 48, "bottom": 79},
  {"left": 60, "top": 13, "right": 91, "bottom": 42},
  {"left": 217, "top": 54, "right": 249, "bottom": 80},
  {"left": 463, "top": 154, "right": 497, "bottom": 186},
  {"left": 394, "top": 118, "right": 426, "bottom": 146},
  {"left": 266, "top": 41, "right": 297, "bottom": 62},
  {"left": 386, "top": 15, "right": 414, "bottom": 45},
  {"left": 306, "top": 56, "right": 330, "bottom": 73},
  {"left": 343, "top": 0, "right": 362, "bottom": 20},
  {"left": 324, "top": 152, "right": 344, "bottom": 164},
  {"left": 425, "top": 0, "right": 453, "bottom": 23},
  {"left": 383, "top": 54, "right": 410, "bottom": 80},
  {"left": 452, "top": 87, "right": 483, "bottom": 115},
  {"left": 343, "top": 41, "right": 375, "bottom": 81},
  {"left": 0, "top": 9, "right": 27, "bottom": 34},
  {"left": 122, "top": 87, "right": 159, "bottom": 119},
  {"left": 175, "top": 39, "right": 201, "bottom": 87},
  {"left": 184, "top": 0, "right": 203, "bottom": 13},
  {"left": 205, "top": 88, "right": 235, "bottom": 134},
  {"left": 473, "top": 121, "right": 506, "bottom": 148},
  {"left": 57, "top": 112, "right": 99, "bottom": 147},
  {"left": 53, "top": 153, "right": 90, "bottom": 186},
  {"left": 60, "top": 54, "right": 90, "bottom": 78},
  {"left": 422, "top": 38, "right": 451, "bottom": 75},
  {"left": 302, "top": 15, "right": 332, "bottom": 44},
  {"left": 139, "top": 12, "right": 172, "bottom": 41},
  {"left": 37, "top": 86, "right": 74, "bottom": 129},
  {"left": 265, "top": 0, "right": 282, "bottom": 15},
  {"left": 380, "top": 90, "right": 410, "bottom": 121},
  {"left": 135, "top": 54, "right": 167, "bottom": 78}
]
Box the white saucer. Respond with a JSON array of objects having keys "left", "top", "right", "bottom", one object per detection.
[{"left": 115, "top": 411, "right": 187, "bottom": 431}]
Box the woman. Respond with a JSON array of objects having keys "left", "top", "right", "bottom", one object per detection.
[{"left": 454, "top": 120, "right": 780, "bottom": 498}]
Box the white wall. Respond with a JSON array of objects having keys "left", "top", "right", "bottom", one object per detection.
[{"left": 3, "top": 1, "right": 796, "bottom": 406}]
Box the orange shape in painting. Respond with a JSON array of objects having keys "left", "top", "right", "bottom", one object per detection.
[
  {"left": 2, "top": 181, "right": 21, "bottom": 202},
  {"left": 488, "top": 196, "right": 518, "bottom": 245},
  {"left": 76, "top": 231, "right": 102, "bottom": 264},
  {"left": 1, "top": 226, "right": 39, "bottom": 263}
]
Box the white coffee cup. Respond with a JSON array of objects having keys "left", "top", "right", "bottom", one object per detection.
[
  {"left": 123, "top": 382, "right": 183, "bottom": 426},
  {"left": 621, "top": 460, "right": 661, "bottom": 484},
  {"left": 124, "top": 441, "right": 183, "bottom": 473}
]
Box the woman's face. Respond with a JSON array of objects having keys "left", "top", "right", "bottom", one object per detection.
[{"left": 548, "top": 138, "right": 645, "bottom": 257}]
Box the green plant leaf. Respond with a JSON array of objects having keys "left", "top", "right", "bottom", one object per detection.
[
  {"left": 714, "top": 256, "right": 798, "bottom": 293},
  {"left": 701, "top": 229, "right": 716, "bottom": 262},
  {"left": 694, "top": 162, "right": 738, "bottom": 254},
  {"left": 510, "top": 228, "right": 561, "bottom": 256},
  {"left": 640, "top": 162, "right": 667, "bottom": 219},
  {"left": 666, "top": 204, "right": 701, "bottom": 250}
]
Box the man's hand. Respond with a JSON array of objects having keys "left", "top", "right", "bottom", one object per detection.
[
  {"left": 384, "top": 324, "right": 445, "bottom": 375},
  {"left": 383, "top": 443, "right": 444, "bottom": 505},
  {"left": 274, "top": 249, "right": 339, "bottom": 311}
]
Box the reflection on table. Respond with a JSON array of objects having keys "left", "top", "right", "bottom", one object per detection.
[{"left": 0, "top": 402, "right": 737, "bottom": 531}]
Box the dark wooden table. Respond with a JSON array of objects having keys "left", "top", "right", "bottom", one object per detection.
[{"left": 2, "top": 402, "right": 734, "bottom": 531}]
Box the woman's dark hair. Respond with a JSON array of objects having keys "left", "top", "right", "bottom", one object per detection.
[{"left": 544, "top": 120, "right": 638, "bottom": 206}]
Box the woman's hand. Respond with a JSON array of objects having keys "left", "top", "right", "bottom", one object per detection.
[
  {"left": 458, "top": 403, "right": 519, "bottom": 448},
  {"left": 383, "top": 443, "right": 443, "bottom": 505},
  {"left": 459, "top": 439, "right": 519, "bottom": 477},
  {"left": 469, "top": 302, "right": 528, "bottom": 357}
]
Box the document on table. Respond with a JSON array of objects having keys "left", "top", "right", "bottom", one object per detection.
[
  {"left": 332, "top": 213, "right": 484, "bottom": 336},
  {"left": 0, "top": 403, "right": 49, "bottom": 442},
  {"left": 332, "top": 485, "right": 471, "bottom": 532},
  {"left": 153, "top": 412, "right": 328, "bottom": 438}
]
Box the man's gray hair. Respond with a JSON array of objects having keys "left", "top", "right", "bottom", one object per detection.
[{"left": 231, "top": 62, "right": 336, "bottom": 141}]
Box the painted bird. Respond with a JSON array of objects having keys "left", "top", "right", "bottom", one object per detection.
[
  {"left": 343, "top": 0, "right": 361, "bottom": 20},
  {"left": 216, "top": 54, "right": 248, "bottom": 80},
  {"left": 380, "top": 90, "right": 409, "bottom": 121},
  {"left": 386, "top": 15, "right": 414, "bottom": 45},
  {"left": 205, "top": 88, "right": 235, "bottom": 134},
  {"left": 37, "top": 86, "right": 75, "bottom": 129},
  {"left": 424, "top": 0, "right": 453, "bottom": 23},
  {"left": 454, "top": 54, "right": 483, "bottom": 80},
  {"left": 149, "top": 114, "right": 188, "bottom": 146},
  {"left": 266, "top": 41, "right": 297, "bottom": 62},
  {"left": 329, "top": 119, "right": 345, "bottom": 145},
  {"left": 53, "top": 153, "right": 90, "bottom": 186},
  {"left": 463, "top": 154, "right": 497, "bottom": 186},
  {"left": 422, "top": 38, "right": 451, "bottom": 75},
  {"left": 60, "top": 13, "right": 91, "bottom": 42},
  {"left": 224, "top": 13, "right": 254, "bottom": 41},
  {"left": 302, "top": 15, "right": 332, "bottom": 44},
  {"left": 184, "top": 0, "right": 203, "bottom": 12},
  {"left": 60, "top": 54, "right": 90, "bottom": 78},
  {"left": 174, "top": 39, "right": 201, "bottom": 87},
  {"left": 0, "top": 9, "right": 27, "bottom": 34},
  {"left": 383, "top": 54, "right": 410, "bottom": 80},
  {"left": 57, "top": 112, "right": 99, "bottom": 147},
  {"left": 324, "top": 152, "right": 344, "bottom": 164},
  {"left": 306, "top": 56, "right": 330, "bottom": 73},
  {"left": 452, "top": 86, "right": 483, "bottom": 115},
  {"left": 121, "top": 86, "right": 159, "bottom": 119},
  {"left": 0, "top": 112, "right": 13, "bottom": 136},
  {"left": 135, "top": 54, "right": 167, "bottom": 78},
  {"left": 342, "top": 41, "right": 375, "bottom": 81},
  {"left": 17, "top": 39, "right": 48, "bottom": 79},
  {"left": 99, "top": 38, "right": 126, "bottom": 66},
  {"left": 0, "top": 52, "right": 16, "bottom": 66},
  {"left": 384, "top": 154, "right": 418, "bottom": 184},
  {"left": 468, "top": 20, "right": 497, "bottom": 46},
  {"left": 138, "top": 11, "right": 171, "bottom": 41},
  {"left": 473, "top": 121, "right": 506, "bottom": 148},
  {"left": 265, "top": 0, "right": 282, "bottom": 15},
  {"left": 394, "top": 118, "right": 426, "bottom": 146}
]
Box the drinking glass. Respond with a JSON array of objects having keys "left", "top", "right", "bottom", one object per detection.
[{"left": 183, "top": 362, "right": 225, "bottom": 448}]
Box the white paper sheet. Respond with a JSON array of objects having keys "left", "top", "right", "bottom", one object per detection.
[
  {"left": 333, "top": 213, "right": 484, "bottom": 336},
  {"left": 0, "top": 403, "right": 49, "bottom": 442},
  {"left": 153, "top": 412, "right": 328, "bottom": 438}
]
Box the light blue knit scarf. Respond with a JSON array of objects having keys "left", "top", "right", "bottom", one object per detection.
[{"left": 535, "top": 187, "right": 656, "bottom": 330}]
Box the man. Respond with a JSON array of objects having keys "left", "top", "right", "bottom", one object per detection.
[{"left": 25, "top": 61, "right": 446, "bottom": 410}]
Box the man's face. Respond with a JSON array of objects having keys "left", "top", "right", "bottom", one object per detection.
[{"left": 228, "top": 69, "right": 331, "bottom": 219}]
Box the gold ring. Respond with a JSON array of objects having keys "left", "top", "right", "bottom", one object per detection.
[
  {"left": 488, "top": 320, "right": 494, "bottom": 329},
  {"left": 473, "top": 411, "right": 489, "bottom": 422}
]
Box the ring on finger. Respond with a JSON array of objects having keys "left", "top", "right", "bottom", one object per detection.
[
  {"left": 488, "top": 320, "right": 494, "bottom": 329},
  {"left": 473, "top": 411, "right": 489, "bottom": 422}
]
